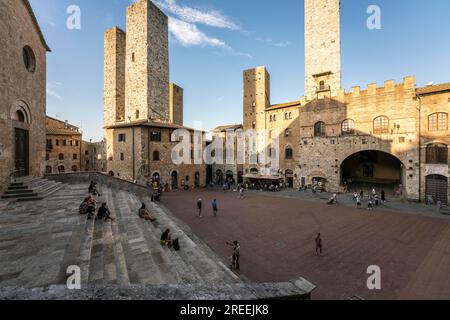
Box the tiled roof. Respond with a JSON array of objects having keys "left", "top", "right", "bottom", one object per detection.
[
  {"left": 267, "top": 101, "right": 301, "bottom": 111},
  {"left": 416, "top": 83, "right": 450, "bottom": 95},
  {"left": 212, "top": 124, "right": 243, "bottom": 132},
  {"left": 105, "top": 120, "right": 201, "bottom": 132},
  {"left": 47, "top": 128, "right": 81, "bottom": 136},
  {"left": 23, "top": 0, "right": 51, "bottom": 52}
]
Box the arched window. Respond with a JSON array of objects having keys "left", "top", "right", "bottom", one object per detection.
[
  {"left": 342, "top": 119, "right": 355, "bottom": 135},
  {"left": 285, "top": 147, "right": 294, "bottom": 159},
  {"left": 314, "top": 122, "right": 326, "bottom": 137},
  {"left": 426, "top": 144, "right": 448, "bottom": 164},
  {"left": 58, "top": 153, "right": 64, "bottom": 160},
  {"left": 373, "top": 116, "right": 389, "bottom": 134},
  {"left": 135, "top": 110, "right": 140, "bottom": 119},
  {"left": 45, "top": 166, "right": 52, "bottom": 174},
  {"left": 71, "top": 165, "right": 78, "bottom": 172},
  {"left": 428, "top": 113, "right": 448, "bottom": 132},
  {"left": 16, "top": 110, "right": 26, "bottom": 122},
  {"left": 58, "top": 165, "right": 65, "bottom": 173},
  {"left": 153, "top": 150, "right": 160, "bottom": 161}
]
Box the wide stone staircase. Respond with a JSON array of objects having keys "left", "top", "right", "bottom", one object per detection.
[
  {"left": 0, "top": 182, "right": 313, "bottom": 299},
  {"left": 1, "top": 177, "right": 65, "bottom": 202}
]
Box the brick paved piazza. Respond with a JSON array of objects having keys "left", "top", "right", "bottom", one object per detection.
[{"left": 162, "top": 189, "right": 450, "bottom": 300}]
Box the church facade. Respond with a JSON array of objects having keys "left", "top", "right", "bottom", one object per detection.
[
  {"left": 0, "top": 0, "right": 50, "bottom": 193},
  {"left": 241, "top": 0, "right": 449, "bottom": 203}
]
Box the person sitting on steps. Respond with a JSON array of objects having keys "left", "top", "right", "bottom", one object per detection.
[
  {"left": 89, "top": 181, "right": 101, "bottom": 196},
  {"left": 139, "top": 203, "right": 157, "bottom": 222},
  {"left": 84, "top": 195, "right": 97, "bottom": 220},
  {"left": 97, "top": 202, "right": 114, "bottom": 222},
  {"left": 160, "top": 229, "right": 173, "bottom": 247}
]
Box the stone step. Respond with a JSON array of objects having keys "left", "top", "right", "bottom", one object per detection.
[
  {"left": 103, "top": 187, "right": 130, "bottom": 286},
  {"left": 131, "top": 194, "right": 238, "bottom": 284},
  {"left": 114, "top": 191, "right": 181, "bottom": 285},
  {"left": 7, "top": 185, "right": 29, "bottom": 190},
  {"left": 38, "top": 182, "right": 64, "bottom": 198},
  {"left": 4, "top": 189, "right": 34, "bottom": 195},
  {"left": 2, "top": 192, "right": 40, "bottom": 199}
]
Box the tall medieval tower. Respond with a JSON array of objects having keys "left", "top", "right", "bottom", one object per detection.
[
  {"left": 125, "top": 0, "right": 170, "bottom": 123},
  {"left": 104, "top": 27, "right": 126, "bottom": 127},
  {"left": 243, "top": 66, "right": 271, "bottom": 173},
  {"left": 304, "top": 0, "right": 341, "bottom": 101}
]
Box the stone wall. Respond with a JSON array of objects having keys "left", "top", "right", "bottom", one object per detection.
[
  {"left": 105, "top": 126, "right": 206, "bottom": 189},
  {"left": 418, "top": 89, "right": 450, "bottom": 200},
  {"left": 295, "top": 78, "right": 420, "bottom": 198},
  {"left": 0, "top": 0, "right": 48, "bottom": 192},
  {"left": 304, "top": 0, "right": 341, "bottom": 100}
]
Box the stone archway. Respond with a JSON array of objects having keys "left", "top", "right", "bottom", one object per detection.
[{"left": 340, "top": 150, "right": 405, "bottom": 194}]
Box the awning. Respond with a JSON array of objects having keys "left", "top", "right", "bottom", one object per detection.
[{"left": 242, "top": 174, "right": 284, "bottom": 180}]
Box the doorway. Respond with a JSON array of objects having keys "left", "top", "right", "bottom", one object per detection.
[
  {"left": 171, "top": 171, "right": 178, "bottom": 190},
  {"left": 14, "top": 128, "right": 29, "bottom": 177}
]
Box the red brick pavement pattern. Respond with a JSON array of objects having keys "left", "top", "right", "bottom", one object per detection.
[{"left": 161, "top": 190, "right": 450, "bottom": 300}]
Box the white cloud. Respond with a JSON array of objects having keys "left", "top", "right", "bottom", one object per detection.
[
  {"left": 155, "top": 0, "right": 240, "bottom": 30},
  {"left": 47, "top": 82, "right": 62, "bottom": 101},
  {"left": 256, "top": 37, "right": 291, "bottom": 48},
  {"left": 168, "top": 17, "right": 228, "bottom": 48}
]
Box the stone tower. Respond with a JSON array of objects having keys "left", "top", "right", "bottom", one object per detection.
[
  {"left": 304, "top": 0, "right": 341, "bottom": 101},
  {"left": 169, "top": 83, "right": 183, "bottom": 126},
  {"left": 243, "top": 66, "right": 270, "bottom": 133},
  {"left": 104, "top": 27, "right": 126, "bottom": 127},
  {"left": 243, "top": 66, "right": 271, "bottom": 172},
  {"left": 125, "top": 0, "right": 169, "bottom": 123}
]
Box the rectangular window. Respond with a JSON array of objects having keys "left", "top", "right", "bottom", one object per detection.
[
  {"left": 56, "top": 140, "right": 59, "bottom": 146},
  {"left": 118, "top": 134, "right": 126, "bottom": 142},
  {"left": 85, "top": 150, "right": 89, "bottom": 155},
  {"left": 151, "top": 130, "right": 162, "bottom": 142},
  {"left": 120, "top": 153, "right": 124, "bottom": 161},
  {"left": 75, "top": 140, "right": 79, "bottom": 147},
  {"left": 73, "top": 154, "right": 78, "bottom": 160},
  {"left": 63, "top": 140, "right": 67, "bottom": 146},
  {"left": 46, "top": 153, "right": 50, "bottom": 161}
]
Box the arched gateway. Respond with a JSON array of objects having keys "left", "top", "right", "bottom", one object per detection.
[{"left": 340, "top": 150, "right": 406, "bottom": 193}]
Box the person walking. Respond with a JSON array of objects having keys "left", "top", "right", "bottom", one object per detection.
[
  {"left": 212, "top": 199, "right": 218, "bottom": 217},
  {"left": 356, "top": 195, "right": 362, "bottom": 209},
  {"left": 368, "top": 196, "right": 374, "bottom": 211},
  {"left": 315, "top": 233, "right": 323, "bottom": 256},
  {"left": 197, "top": 199, "right": 203, "bottom": 217},
  {"left": 238, "top": 187, "right": 245, "bottom": 199},
  {"left": 381, "top": 190, "right": 386, "bottom": 203}
]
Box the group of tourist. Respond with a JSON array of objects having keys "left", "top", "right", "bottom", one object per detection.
[
  {"left": 79, "top": 181, "right": 114, "bottom": 221},
  {"left": 353, "top": 188, "right": 386, "bottom": 210},
  {"left": 196, "top": 198, "right": 219, "bottom": 218}
]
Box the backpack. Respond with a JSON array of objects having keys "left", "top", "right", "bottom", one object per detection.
[{"left": 173, "top": 238, "right": 180, "bottom": 251}]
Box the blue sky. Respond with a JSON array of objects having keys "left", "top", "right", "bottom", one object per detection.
[{"left": 30, "top": 0, "right": 450, "bottom": 141}]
